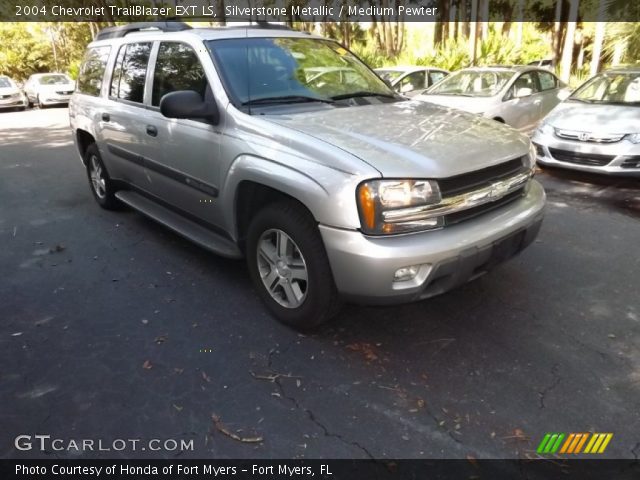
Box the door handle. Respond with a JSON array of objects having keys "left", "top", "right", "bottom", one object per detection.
[
  {"left": 101, "top": 113, "right": 110, "bottom": 122},
  {"left": 146, "top": 125, "right": 158, "bottom": 137}
]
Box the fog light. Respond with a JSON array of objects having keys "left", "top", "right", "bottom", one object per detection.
[{"left": 394, "top": 265, "right": 420, "bottom": 282}]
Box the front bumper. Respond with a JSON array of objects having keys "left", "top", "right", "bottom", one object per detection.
[
  {"left": 0, "top": 97, "right": 27, "bottom": 109},
  {"left": 320, "top": 180, "right": 545, "bottom": 304},
  {"left": 40, "top": 94, "right": 72, "bottom": 106},
  {"left": 532, "top": 131, "right": 640, "bottom": 177}
]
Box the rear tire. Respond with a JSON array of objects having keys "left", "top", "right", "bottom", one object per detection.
[
  {"left": 246, "top": 201, "right": 341, "bottom": 330},
  {"left": 85, "top": 143, "right": 121, "bottom": 210}
]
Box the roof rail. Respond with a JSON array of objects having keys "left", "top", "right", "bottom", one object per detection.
[
  {"left": 250, "top": 21, "right": 293, "bottom": 31},
  {"left": 95, "top": 22, "right": 191, "bottom": 41}
]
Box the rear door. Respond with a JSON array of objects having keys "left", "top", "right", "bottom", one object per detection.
[
  {"left": 143, "top": 41, "right": 224, "bottom": 226},
  {"left": 99, "top": 41, "right": 154, "bottom": 186},
  {"left": 501, "top": 71, "right": 541, "bottom": 132},
  {"left": 536, "top": 69, "right": 563, "bottom": 118}
]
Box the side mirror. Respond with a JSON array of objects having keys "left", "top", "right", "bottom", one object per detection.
[
  {"left": 160, "top": 90, "right": 219, "bottom": 124},
  {"left": 515, "top": 87, "right": 533, "bottom": 98}
]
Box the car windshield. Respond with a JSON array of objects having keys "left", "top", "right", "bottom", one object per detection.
[
  {"left": 570, "top": 72, "right": 640, "bottom": 105},
  {"left": 38, "top": 75, "right": 70, "bottom": 85},
  {"left": 376, "top": 70, "right": 404, "bottom": 83},
  {"left": 0, "top": 77, "right": 13, "bottom": 88},
  {"left": 427, "top": 70, "right": 513, "bottom": 97},
  {"left": 207, "top": 37, "right": 395, "bottom": 107}
]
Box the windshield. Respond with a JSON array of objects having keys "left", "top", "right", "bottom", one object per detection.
[
  {"left": 376, "top": 70, "right": 403, "bottom": 83},
  {"left": 0, "top": 77, "right": 13, "bottom": 88},
  {"left": 207, "top": 37, "right": 395, "bottom": 107},
  {"left": 570, "top": 72, "right": 640, "bottom": 105},
  {"left": 38, "top": 74, "right": 71, "bottom": 85},
  {"left": 427, "top": 70, "right": 513, "bottom": 97}
]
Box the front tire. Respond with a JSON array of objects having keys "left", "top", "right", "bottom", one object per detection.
[
  {"left": 246, "top": 201, "right": 341, "bottom": 330},
  {"left": 85, "top": 143, "right": 121, "bottom": 210}
]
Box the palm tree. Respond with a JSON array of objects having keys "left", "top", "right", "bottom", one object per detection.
[{"left": 560, "top": 0, "right": 580, "bottom": 83}]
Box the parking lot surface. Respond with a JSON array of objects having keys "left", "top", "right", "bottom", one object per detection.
[{"left": 1, "top": 108, "right": 638, "bottom": 459}]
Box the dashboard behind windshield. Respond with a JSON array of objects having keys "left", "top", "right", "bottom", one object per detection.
[
  {"left": 571, "top": 72, "right": 640, "bottom": 105},
  {"left": 427, "top": 70, "right": 512, "bottom": 97},
  {"left": 207, "top": 37, "right": 394, "bottom": 107}
]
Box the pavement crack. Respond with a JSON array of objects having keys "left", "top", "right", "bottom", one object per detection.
[
  {"left": 538, "top": 364, "right": 561, "bottom": 409},
  {"left": 264, "top": 338, "right": 376, "bottom": 459},
  {"left": 632, "top": 442, "right": 639, "bottom": 461},
  {"left": 274, "top": 376, "right": 376, "bottom": 460}
]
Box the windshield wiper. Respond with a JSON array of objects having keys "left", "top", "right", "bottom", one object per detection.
[
  {"left": 242, "top": 95, "right": 334, "bottom": 106},
  {"left": 330, "top": 91, "right": 396, "bottom": 100}
]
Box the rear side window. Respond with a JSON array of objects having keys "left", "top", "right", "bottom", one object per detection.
[
  {"left": 110, "top": 42, "right": 152, "bottom": 104},
  {"left": 77, "top": 46, "right": 111, "bottom": 96},
  {"left": 152, "top": 42, "right": 208, "bottom": 106},
  {"left": 538, "top": 71, "right": 557, "bottom": 91},
  {"left": 429, "top": 71, "right": 447, "bottom": 86}
]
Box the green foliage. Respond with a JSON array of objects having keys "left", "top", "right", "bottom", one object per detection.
[
  {"left": 428, "top": 37, "right": 471, "bottom": 71},
  {"left": 0, "top": 24, "right": 54, "bottom": 80}
]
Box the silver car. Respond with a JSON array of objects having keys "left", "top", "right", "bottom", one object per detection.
[
  {"left": 0, "top": 76, "right": 28, "bottom": 111},
  {"left": 375, "top": 66, "right": 449, "bottom": 97},
  {"left": 416, "top": 66, "right": 568, "bottom": 134},
  {"left": 532, "top": 67, "right": 640, "bottom": 176},
  {"left": 24, "top": 73, "right": 75, "bottom": 108},
  {"left": 70, "top": 23, "right": 545, "bottom": 329}
]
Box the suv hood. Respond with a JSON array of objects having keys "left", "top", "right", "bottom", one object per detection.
[
  {"left": 264, "top": 100, "right": 529, "bottom": 178},
  {"left": 544, "top": 101, "right": 640, "bottom": 134}
]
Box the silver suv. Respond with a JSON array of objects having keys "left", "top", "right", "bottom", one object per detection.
[{"left": 70, "top": 23, "right": 545, "bottom": 329}]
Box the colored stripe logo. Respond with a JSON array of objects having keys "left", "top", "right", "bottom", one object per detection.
[{"left": 537, "top": 433, "right": 613, "bottom": 454}]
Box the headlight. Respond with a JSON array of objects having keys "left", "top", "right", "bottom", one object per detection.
[
  {"left": 357, "top": 179, "right": 442, "bottom": 235},
  {"left": 626, "top": 133, "right": 640, "bottom": 144},
  {"left": 537, "top": 122, "right": 554, "bottom": 136},
  {"left": 528, "top": 143, "right": 537, "bottom": 168}
]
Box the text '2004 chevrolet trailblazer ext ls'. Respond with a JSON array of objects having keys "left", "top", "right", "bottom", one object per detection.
[{"left": 69, "top": 22, "right": 545, "bottom": 329}]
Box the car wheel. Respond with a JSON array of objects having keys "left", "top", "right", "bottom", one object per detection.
[
  {"left": 36, "top": 95, "right": 45, "bottom": 109},
  {"left": 85, "top": 143, "right": 121, "bottom": 210},
  {"left": 246, "top": 201, "right": 341, "bottom": 330}
]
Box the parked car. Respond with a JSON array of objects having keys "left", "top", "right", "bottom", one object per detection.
[
  {"left": 528, "top": 59, "right": 554, "bottom": 69},
  {"left": 24, "top": 73, "right": 75, "bottom": 108},
  {"left": 415, "top": 66, "right": 569, "bottom": 133},
  {"left": 532, "top": 67, "right": 640, "bottom": 176},
  {"left": 70, "top": 22, "right": 545, "bottom": 329},
  {"left": 0, "top": 75, "right": 28, "bottom": 111},
  {"left": 375, "top": 66, "right": 449, "bottom": 97}
]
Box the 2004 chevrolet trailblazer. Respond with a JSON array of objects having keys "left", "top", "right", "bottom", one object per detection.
[{"left": 69, "top": 23, "right": 545, "bottom": 329}]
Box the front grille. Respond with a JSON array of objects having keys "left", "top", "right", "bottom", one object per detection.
[
  {"left": 439, "top": 157, "right": 526, "bottom": 197},
  {"left": 548, "top": 148, "right": 614, "bottom": 166},
  {"left": 56, "top": 90, "right": 73, "bottom": 95},
  {"left": 621, "top": 156, "right": 640, "bottom": 169},
  {"left": 444, "top": 188, "right": 525, "bottom": 226},
  {"left": 0, "top": 94, "right": 10, "bottom": 99},
  {"left": 554, "top": 129, "right": 624, "bottom": 143}
]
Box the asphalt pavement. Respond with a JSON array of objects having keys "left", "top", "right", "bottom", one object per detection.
[{"left": 1, "top": 107, "right": 638, "bottom": 460}]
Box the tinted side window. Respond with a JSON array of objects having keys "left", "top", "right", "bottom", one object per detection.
[
  {"left": 538, "top": 71, "right": 557, "bottom": 91},
  {"left": 110, "top": 42, "right": 152, "bottom": 103},
  {"left": 77, "top": 46, "right": 111, "bottom": 96},
  {"left": 400, "top": 71, "right": 426, "bottom": 93},
  {"left": 429, "top": 71, "right": 447, "bottom": 86},
  {"left": 152, "top": 43, "right": 207, "bottom": 106}
]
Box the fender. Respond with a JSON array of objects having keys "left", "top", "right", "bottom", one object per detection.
[{"left": 221, "top": 153, "right": 366, "bottom": 240}]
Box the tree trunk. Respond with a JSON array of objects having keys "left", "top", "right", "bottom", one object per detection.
[
  {"left": 469, "top": 0, "right": 478, "bottom": 64},
  {"left": 590, "top": 0, "right": 607, "bottom": 76},
  {"left": 560, "top": 0, "right": 580, "bottom": 83},
  {"left": 481, "top": 0, "right": 489, "bottom": 40},
  {"left": 552, "top": 0, "right": 563, "bottom": 66}
]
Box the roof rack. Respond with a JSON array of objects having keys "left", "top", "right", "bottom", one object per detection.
[{"left": 95, "top": 22, "right": 191, "bottom": 41}]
